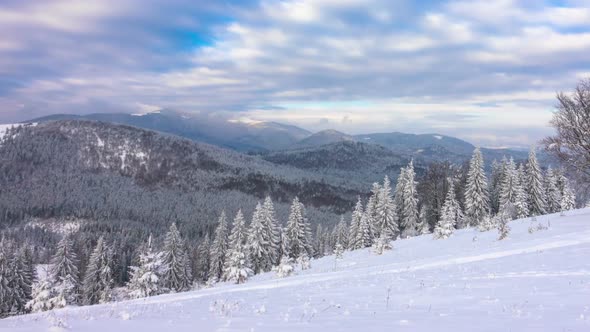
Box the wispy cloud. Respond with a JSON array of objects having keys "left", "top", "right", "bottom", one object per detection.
[{"left": 0, "top": 0, "right": 588, "bottom": 147}]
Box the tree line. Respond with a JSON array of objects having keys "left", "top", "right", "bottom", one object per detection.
[{"left": 0, "top": 145, "right": 578, "bottom": 318}]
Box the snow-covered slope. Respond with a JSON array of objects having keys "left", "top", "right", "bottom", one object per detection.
[{"left": 4, "top": 209, "right": 590, "bottom": 331}]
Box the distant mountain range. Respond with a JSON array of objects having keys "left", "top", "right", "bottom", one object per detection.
[{"left": 28, "top": 110, "right": 532, "bottom": 165}]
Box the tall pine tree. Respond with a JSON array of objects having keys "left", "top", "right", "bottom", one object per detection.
[
  {"left": 208, "top": 211, "right": 229, "bottom": 282},
  {"left": 526, "top": 147, "right": 547, "bottom": 216},
  {"left": 161, "top": 223, "right": 192, "bottom": 292},
  {"left": 49, "top": 236, "right": 79, "bottom": 305},
  {"left": 285, "top": 197, "right": 312, "bottom": 259},
  {"left": 82, "top": 237, "right": 113, "bottom": 305},
  {"left": 464, "top": 148, "right": 490, "bottom": 227}
]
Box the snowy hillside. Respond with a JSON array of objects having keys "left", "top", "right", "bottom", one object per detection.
[{"left": 3, "top": 209, "right": 590, "bottom": 332}]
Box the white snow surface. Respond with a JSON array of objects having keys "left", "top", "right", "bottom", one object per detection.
[
  {"left": 4, "top": 209, "right": 590, "bottom": 331},
  {"left": 433, "top": 135, "right": 443, "bottom": 140}
]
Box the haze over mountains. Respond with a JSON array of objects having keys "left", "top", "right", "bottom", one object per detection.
[{"left": 28, "top": 110, "right": 532, "bottom": 166}]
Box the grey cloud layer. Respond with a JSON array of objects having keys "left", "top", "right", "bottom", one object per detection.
[{"left": 0, "top": 0, "right": 588, "bottom": 147}]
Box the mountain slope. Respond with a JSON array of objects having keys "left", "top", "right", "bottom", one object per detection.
[
  {"left": 0, "top": 120, "right": 360, "bottom": 240},
  {"left": 292, "top": 129, "right": 355, "bottom": 149},
  {"left": 30, "top": 111, "right": 312, "bottom": 152},
  {"left": 4, "top": 209, "right": 590, "bottom": 331}
]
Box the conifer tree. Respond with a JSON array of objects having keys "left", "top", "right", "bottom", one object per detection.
[
  {"left": 434, "top": 180, "right": 462, "bottom": 239},
  {"left": 247, "top": 203, "right": 271, "bottom": 274},
  {"left": 194, "top": 236, "right": 211, "bottom": 283},
  {"left": 464, "top": 148, "right": 490, "bottom": 227},
  {"left": 526, "top": 147, "right": 547, "bottom": 216},
  {"left": 82, "top": 237, "right": 113, "bottom": 305},
  {"left": 375, "top": 176, "right": 398, "bottom": 240},
  {"left": 335, "top": 215, "right": 349, "bottom": 249},
  {"left": 223, "top": 250, "right": 252, "bottom": 284},
  {"left": 49, "top": 236, "right": 79, "bottom": 305},
  {"left": 261, "top": 196, "right": 280, "bottom": 265},
  {"left": 499, "top": 158, "right": 518, "bottom": 209},
  {"left": 544, "top": 167, "right": 562, "bottom": 213},
  {"left": 348, "top": 198, "right": 364, "bottom": 250},
  {"left": 0, "top": 250, "right": 14, "bottom": 316},
  {"left": 161, "top": 223, "right": 192, "bottom": 292},
  {"left": 401, "top": 160, "right": 419, "bottom": 237},
  {"left": 356, "top": 209, "right": 373, "bottom": 248},
  {"left": 560, "top": 181, "right": 576, "bottom": 211},
  {"left": 367, "top": 182, "right": 381, "bottom": 236},
  {"left": 127, "top": 235, "right": 164, "bottom": 298},
  {"left": 285, "top": 197, "right": 312, "bottom": 259},
  {"left": 514, "top": 164, "right": 530, "bottom": 219},
  {"left": 26, "top": 279, "right": 58, "bottom": 313},
  {"left": 208, "top": 211, "right": 229, "bottom": 282},
  {"left": 223, "top": 210, "right": 249, "bottom": 280}
]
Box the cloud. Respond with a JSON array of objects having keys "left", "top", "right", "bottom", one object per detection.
[{"left": 0, "top": 0, "right": 588, "bottom": 147}]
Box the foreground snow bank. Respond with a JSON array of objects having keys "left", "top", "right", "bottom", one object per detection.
[{"left": 3, "top": 209, "right": 590, "bottom": 332}]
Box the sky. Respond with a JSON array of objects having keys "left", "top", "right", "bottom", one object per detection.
[{"left": 0, "top": 0, "right": 589, "bottom": 148}]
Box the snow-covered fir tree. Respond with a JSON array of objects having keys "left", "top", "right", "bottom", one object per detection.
[
  {"left": 544, "top": 167, "right": 562, "bottom": 214},
  {"left": 401, "top": 160, "right": 419, "bottom": 237},
  {"left": 367, "top": 182, "right": 381, "bottom": 236},
  {"left": 560, "top": 181, "right": 576, "bottom": 212},
  {"left": 313, "top": 224, "right": 325, "bottom": 258},
  {"left": 334, "top": 216, "right": 349, "bottom": 249},
  {"left": 514, "top": 164, "right": 530, "bottom": 219},
  {"left": 208, "top": 211, "right": 229, "bottom": 282},
  {"left": 3, "top": 248, "right": 34, "bottom": 315},
  {"left": 223, "top": 210, "right": 249, "bottom": 281},
  {"left": 375, "top": 176, "right": 398, "bottom": 240},
  {"left": 261, "top": 196, "right": 280, "bottom": 265},
  {"left": 285, "top": 197, "right": 313, "bottom": 259},
  {"left": 82, "top": 237, "right": 113, "bottom": 305},
  {"left": 418, "top": 205, "right": 430, "bottom": 234},
  {"left": 224, "top": 250, "right": 252, "bottom": 284},
  {"left": 194, "top": 235, "right": 210, "bottom": 283},
  {"left": 297, "top": 253, "right": 311, "bottom": 270},
  {"left": 356, "top": 209, "right": 373, "bottom": 248},
  {"left": 161, "top": 223, "right": 192, "bottom": 292},
  {"left": 334, "top": 243, "right": 344, "bottom": 259},
  {"left": 464, "top": 148, "right": 490, "bottom": 227},
  {"left": 372, "top": 234, "right": 392, "bottom": 255},
  {"left": 348, "top": 197, "right": 364, "bottom": 250},
  {"left": 127, "top": 235, "right": 164, "bottom": 299},
  {"left": 247, "top": 203, "right": 271, "bottom": 274},
  {"left": 496, "top": 208, "right": 511, "bottom": 240},
  {"left": 499, "top": 158, "right": 518, "bottom": 210},
  {"left": 489, "top": 159, "right": 504, "bottom": 215},
  {"left": 478, "top": 214, "right": 496, "bottom": 232},
  {"left": 275, "top": 255, "right": 294, "bottom": 278},
  {"left": 49, "top": 236, "right": 79, "bottom": 305},
  {"left": 26, "top": 279, "right": 58, "bottom": 313},
  {"left": 526, "top": 147, "right": 547, "bottom": 216},
  {"left": 434, "top": 180, "right": 462, "bottom": 239}
]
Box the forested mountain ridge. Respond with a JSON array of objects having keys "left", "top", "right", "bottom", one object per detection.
[{"left": 0, "top": 120, "right": 361, "bottom": 236}]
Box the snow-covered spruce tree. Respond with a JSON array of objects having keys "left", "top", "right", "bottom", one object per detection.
[
  {"left": 26, "top": 279, "right": 58, "bottom": 313},
  {"left": 499, "top": 158, "right": 518, "bottom": 211},
  {"left": 208, "top": 211, "right": 229, "bottom": 282},
  {"left": 335, "top": 216, "right": 349, "bottom": 249},
  {"left": 401, "top": 160, "right": 419, "bottom": 238},
  {"left": 334, "top": 243, "right": 344, "bottom": 259},
  {"left": 194, "top": 235, "right": 211, "bottom": 283},
  {"left": 526, "top": 147, "right": 547, "bottom": 216},
  {"left": 496, "top": 208, "right": 511, "bottom": 240},
  {"left": 464, "top": 148, "right": 490, "bottom": 228},
  {"left": 275, "top": 254, "right": 294, "bottom": 278},
  {"left": 366, "top": 182, "right": 381, "bottom": 237},
  {"left": 313, "top": 224, "right": 324, "bottom": 258},
  {"left": 247, "top": 203, "right": 271, "bottom": 274},
  {"left": 261, "top": 196, "right": 280, "bottom": 265},
  {"left": 489, "top": 159, "right": 504, "bottom": 215},
  {"left": 285, "top": 197, "right": 312, "bottom": 259},
  {"left": 223, "top": 210, "right": 249, "bottom": 281},
  {"left": 372, "top": 234, "right": 392, "bottom": 255},
  {"left": 49, "top": 236, "right": 79, "bottom": 305},
  {"left": 348, "top": 198, "right": 363, "bottom": 250},
  {"left": 224, "top": 249, "right": 252, "bottom": 284},
  {"left": 375, "top": 176, "right": 398, "bottom": 240},
  {"left": 544, "top": 167, "right": 562, "bottom": 214},
  {"left": 560, "top": 181, "right": 576, "bottom": 212},
  {"left": 82, "top": 237, "right": 114, "bottom": 305},
  {"left": 478, "top": 214, "right": 496, "bottom": 232},
  {"left": 356, "top": 209, "right": 373, "bottom": 248},
  {"left": 0, "top": 250, "right": 13, "bottom": 316},
  {"left": 4, "top": 248, "right": 35, "bottom": 315},
  {"left": 514, "top": 164, "right": 530, "bottom": 219},
  {"left": 297, "top": 253, "right": 311, "bottom": 270},
  {"left": 434, "top": 179, "right": 463, "bottom": 239},
  {"left": 127, "top": 235, "right": 165, "bottom": 299},
  {"left": 161, "top": 223, "right": 192, "bottom": 292}
]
